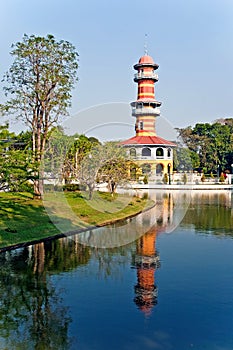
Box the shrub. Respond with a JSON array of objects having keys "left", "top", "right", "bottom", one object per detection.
[
  {"left": 163, "top": 173, "right": 168, "bottom": 184},
  {"left": 142, "top": 192, "right": 148, "bottom": 200},
  {"left": 219, "top": 172, "right": 225, "bottom": 183},
  {"left": 143, "top": 175, "right": 148, "bottom": 184},
  {"left": 201, "top": 174, "right": 206, "bottom": 182},
  {"left": 182, "top": 173, "right": 188, "bottom": 184},
  {"left": 63, "top": 184, "right": 87, "bottom": 191}
]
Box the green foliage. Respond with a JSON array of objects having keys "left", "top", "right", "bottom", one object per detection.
[
  {"left": 63, "top": 184, "right": 86, "bottom": 191},
  {"left": 177, "top": 119, "right": 233, "bottom": 173},
  {"left": 173, "top": 147, "right": 193, "bottom": 171},
  {"left": 0, "top": 124, "right": 35, "bottom": 192}
]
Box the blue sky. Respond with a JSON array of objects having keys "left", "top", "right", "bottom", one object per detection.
[{"left": 1, "top": 0, "right": 233, "bottom": 138}]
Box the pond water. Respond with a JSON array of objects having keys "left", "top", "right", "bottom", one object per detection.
[{"left": 0, "top": 190, "right": 232, "bottom": 350}]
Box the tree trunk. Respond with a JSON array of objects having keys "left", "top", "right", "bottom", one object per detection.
[
  {"left": 33, "top": 178, "right": 44, "bottom": 199},
  {"left": 88, "top": 184, "right": 94, "bottom": 200}
]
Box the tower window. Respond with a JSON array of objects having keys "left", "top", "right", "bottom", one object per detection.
[
  {"left": 139, "top": 121, "right": 144, "bottom": 130},
  {"left": 130, "top": 148, "right": 136, "bottom": 158},
  {"left": 142, "top": 147, "right": 151, "bottom": 157},
  {"left": 156, "top": 148, "right": 164, "bottom": 158}
]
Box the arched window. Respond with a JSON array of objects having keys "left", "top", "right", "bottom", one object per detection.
[
  {"left": 142, "top": 147, "right": 151, "bottom": 157},
  {"left": 141, "top": 163, "right": 151, "bottom": 175},
  {"left": 129, "top": 148, "right": 136, "bottom": 158},
  {"left": 167, "top": 148, "right": 171, "bottom": 158},
  {"left": 156, "top": 147, "right": 164, "bottom": 158}
]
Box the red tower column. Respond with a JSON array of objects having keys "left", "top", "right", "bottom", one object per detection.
[{"left": 131, "top": 55, "right": 162, "bottom": 137}]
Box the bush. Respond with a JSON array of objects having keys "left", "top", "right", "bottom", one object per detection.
[
  {"left": 143, "top": 175, "right": 148, "bottom": 184},
  {"left": 63, "top": 183, "right": 87, "bottom": 191},
  {"left": 142, "top": 192, "right": 148, "bottom": 200},
  {"left": 201, "top": 174, "right": 206, "bottom": 182},
  {"left": 163, "top": 173, "right": 168, "bottom": 184}
]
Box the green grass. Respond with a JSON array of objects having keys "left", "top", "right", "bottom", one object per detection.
[{"left": 0, "top": 191, "right": 154, "bottom": 249}]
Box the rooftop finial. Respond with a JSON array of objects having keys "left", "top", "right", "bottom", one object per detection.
[{"left": 144, "top": 34, "right": 148, "bottom": 55}]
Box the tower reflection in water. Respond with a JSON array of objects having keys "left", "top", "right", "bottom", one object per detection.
[
  {"left": 133, "top": 227, "right": 160, "bottom": 315},
  {"left": 132, "top": 192, "right": 175, "bottom": 315}
]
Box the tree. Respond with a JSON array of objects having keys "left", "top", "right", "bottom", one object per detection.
[
  {"left": 44, "top": 130, "right": 98, "bottom": 186},
  {"left": 97, "top": 142, "right": 131, "bottom": 195},
  {"left": 176, "top": 119, "right": 233, "bottom": 173},
  {"left": 1, "top": 34, "right": 79, "bottom": 198},
  {"left": 78, "top": 142, "right": 130, "bottom": 199},
  {"left": 173, "top": 147, "right": 193, "bottom": 171}
]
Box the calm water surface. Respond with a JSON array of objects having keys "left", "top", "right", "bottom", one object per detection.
[{"left": 0, "top": 190, "right": 232, "bottom": 350}]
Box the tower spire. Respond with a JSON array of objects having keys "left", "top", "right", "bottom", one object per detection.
[{"left": 144, "top": 34, "right": 148, "bottom": 55}]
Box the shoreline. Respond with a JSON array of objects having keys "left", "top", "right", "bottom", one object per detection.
[
  {"left": 130, "top": 184, "right": 233, "bottom": 190},
  {"left": 0, "top": 200, "right": 155, "bottom": 254}
]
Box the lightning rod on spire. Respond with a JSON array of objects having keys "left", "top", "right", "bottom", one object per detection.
[{"left": 144, "top": 34, "right": 148, "bottom": 55}]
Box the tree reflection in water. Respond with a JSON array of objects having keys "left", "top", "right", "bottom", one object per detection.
[
  {"left": 0, "top": 239, "right": 90, "bottom": 349},
  {"left": 182, "top": 191, "right": 233, "bottom": 234}
]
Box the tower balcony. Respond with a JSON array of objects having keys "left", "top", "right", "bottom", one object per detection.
[
  {"left": 134, "top": 285, "right": 158, "bottom": 298},
  {"left": 134, "top": 254, "right": 160, "bottom": 268},
  {"left": 132, "top": 107, "right": 160, "bottom": 117},
  {"left": 134, "top": 72, "right": 159, "bottom": 82}
]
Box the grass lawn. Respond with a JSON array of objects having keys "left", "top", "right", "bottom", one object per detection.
[{"left": 0, "top": 190, "right": 154, "bottom": 249}]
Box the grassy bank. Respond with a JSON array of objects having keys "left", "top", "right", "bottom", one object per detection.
[{"left": 0, "top": 191, "right": 154, "bottom": 249}]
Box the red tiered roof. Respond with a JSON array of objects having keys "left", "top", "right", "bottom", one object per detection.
[
  {"left": 138, "top": 55, "right": 155, "bottom": 64},
  {"left": 122, "top": 135, "right": 176, "bottom": 146}
]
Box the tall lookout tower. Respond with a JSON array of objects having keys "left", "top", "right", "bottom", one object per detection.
[{"left": 122, "top": 52, "right": 176, "bottom": 181}]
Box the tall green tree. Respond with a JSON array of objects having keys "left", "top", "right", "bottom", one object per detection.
[{"left": 1, "top": 34, "right": 79, "bottom": 198}]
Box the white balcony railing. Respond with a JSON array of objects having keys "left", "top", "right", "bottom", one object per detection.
[
  {"left": 132, "top": 107, "right": 160, "bottom": 116},
  {"left": 134, "top": 72, "right": 159, "bottom": 80}
]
